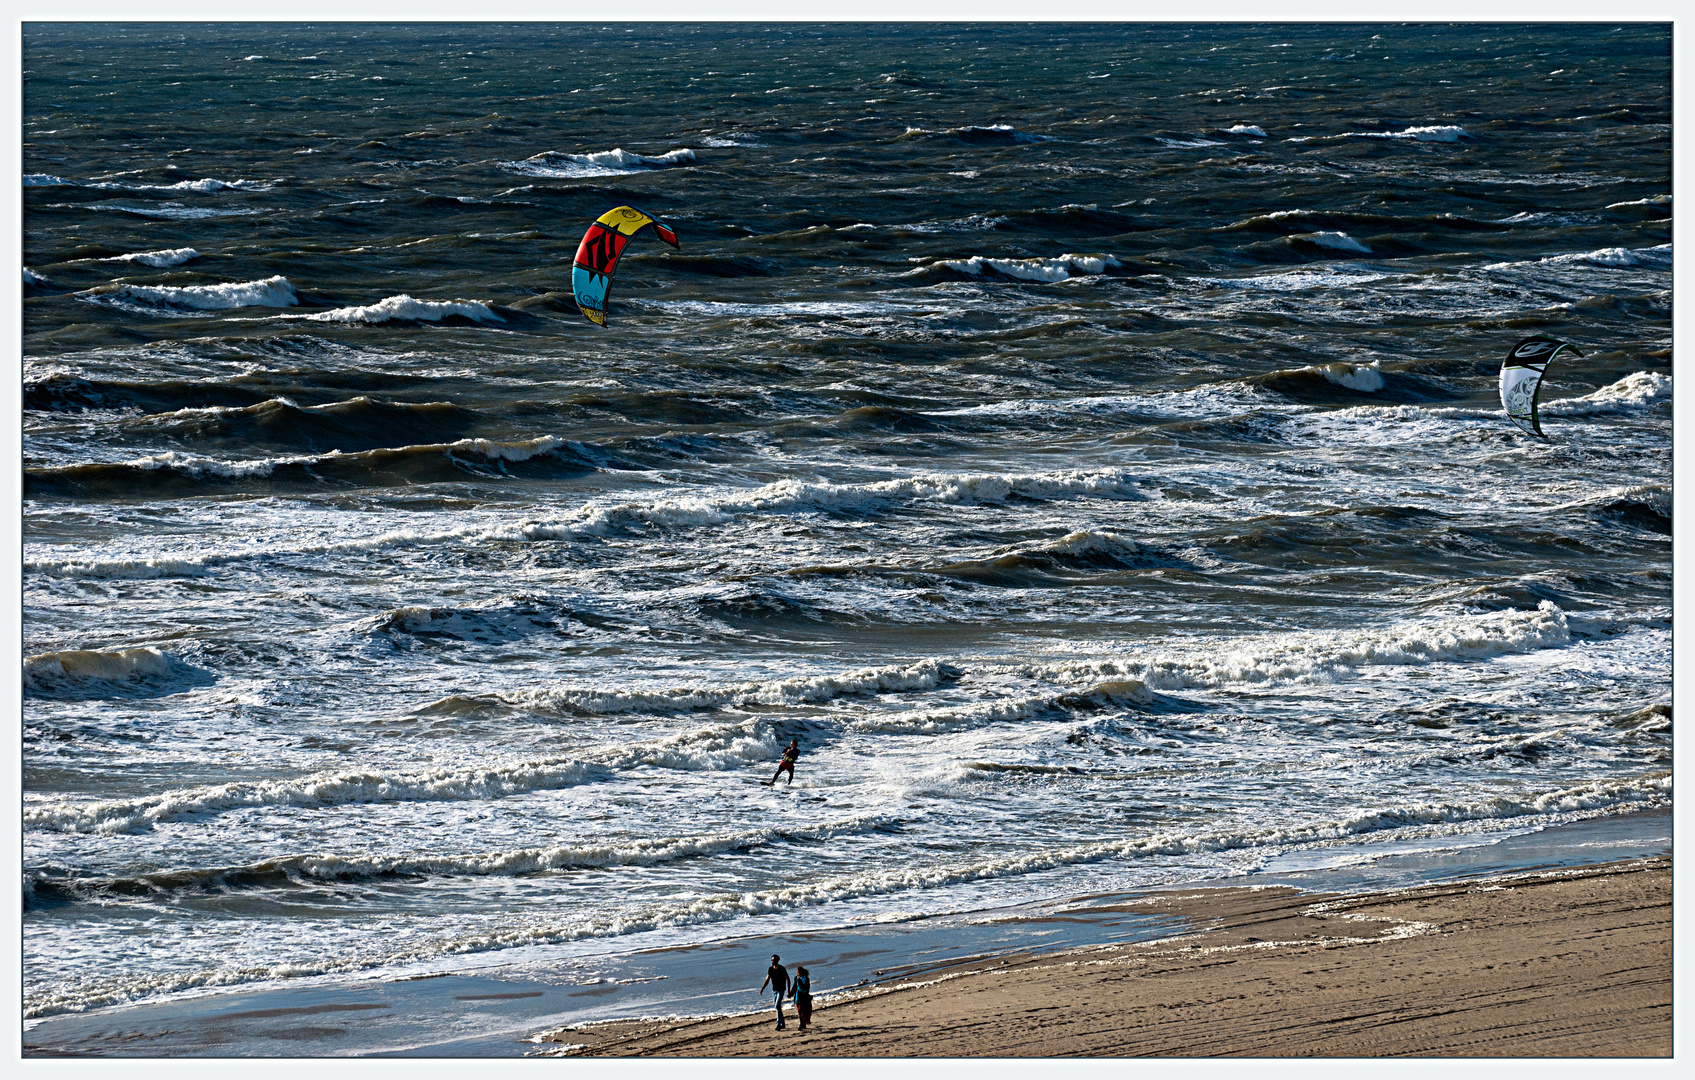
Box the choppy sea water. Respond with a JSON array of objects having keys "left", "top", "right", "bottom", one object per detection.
[{"left": 21, "top": 22, "right": 1671, "bottom": 1031}]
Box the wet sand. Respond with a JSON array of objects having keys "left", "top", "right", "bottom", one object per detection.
[{"left": 545, "top": 855, "right": 1671, "bottom": 1058}]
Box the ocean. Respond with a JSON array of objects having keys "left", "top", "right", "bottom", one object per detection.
[{"left": 21, "top": 21, "right": 1672, "bottom": 1048}]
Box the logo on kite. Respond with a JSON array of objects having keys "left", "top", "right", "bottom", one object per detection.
[
  {"left": 571, "top": 205, "right": 681, "bottom": 326},
  {"left": 1499, "top": 335, "right": 1583, "bottom": 438},
  {"left": 1511, "top": 339, "right": 1561, "bottom": 360}
]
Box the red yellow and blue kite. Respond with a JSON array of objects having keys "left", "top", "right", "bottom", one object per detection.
[{"left": 571, "top": 206, "right": 680, "bottom": 326}]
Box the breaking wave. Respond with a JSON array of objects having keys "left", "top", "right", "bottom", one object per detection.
[
  {"left": 23, "top": 773, "right": 1667, "bottom": 1019},
  {"left": 301, "top": 295, "right": 504, "bottom": 324},
  {"left": 1485, "top": 243, "right": 1672, "bottom": 271},
  {"left": 1008, "top": 603, "right": 1575, "bottom": 693},
  {"left": 503, "top": 147, "right": 696, "bottom": 178},
  {"left": 23, "top": 436, "right": 598, "bottom": 499},
  {"left": 25, "top": 466, "right": 1155, "bottom": 578},
  {"left": 100, "top": 247, "right": 201, "bottom": 268},
  {"left": 22, "top": 647, "right": 209, "bottom": 699},
  {"left": 931, "top": 253, "right": 1121, "bottom": 282},
  {"left": 1542, "top": 371, "right": 1671, "bottom": 415},
  {"left": 30, "top": 813, "right": 902, "bottom": 899},
  {"left": 24, "top": 757, "right": 610, "bottom": 835},
  {"left": 1291, "top": 125, "right": 1469, "bottom": 143},
  {"left": 506, "top": 659, "right": 955, "bottom": 717},
  {"left": 77, "top": 275, "right": 298, "bottom": 313}
]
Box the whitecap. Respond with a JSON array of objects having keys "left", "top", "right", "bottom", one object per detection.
[
  {"left": 1605, "top": 194, "right": 1670, "bottom": 210},
  {"left": 79, "top": 275, "right": 298, "bottom": 312},
  {"left": 933, "top": 253, "right": 1121, "bottom": 282},
  {"left": 502, "top": 147, "right": 696, "bottom": 178},
  {"left": 1351, "top": 124, "right": 1469, "bottom": 141},
  {"left": 302, "top": 294, "right": 505, "bottom": 324},
  {"left": 1316, "top": 360, "right": 1385, "bottom": 391},
  {"left": 508, "top": 659, "right": 954, "bottom": 718},
  {"left": 1484, "top": 243, "right": 1671, "bottom": 271},
  {"left": 1010, "top": 602, "right": 1575, "bottom": 693},
  {"left": 100, "top": 247, "right": 200, "bottom": 268},
  {"left": 1295, "top": 230, "right": 1372, "bottom": 254},
  {"left": 1542, "top": 371, "right": 1671, "bottom": 415}
]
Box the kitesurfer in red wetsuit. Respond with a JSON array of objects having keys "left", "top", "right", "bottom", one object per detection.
[{"left": 768, "top": 738, "right": 800, "bottom": 786}]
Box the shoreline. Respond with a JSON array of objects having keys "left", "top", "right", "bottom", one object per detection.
[
  {"left": 21, "top": 810, "right": 1672, "bottom": 1057},
  {"left": 546, "top": 854, "right": 1673, "bottom": 1058}
]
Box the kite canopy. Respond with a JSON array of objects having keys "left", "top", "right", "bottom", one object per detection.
[
  {"left": 1499, "top": 336, "right": 1583, "bottom": 437},
  {"left": 571, "top": 206, "right": 680, "bottom": 326}
]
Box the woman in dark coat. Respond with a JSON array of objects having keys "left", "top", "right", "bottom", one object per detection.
[{"left": 791, "top": 965, "right": 813, "bottom": 1031}]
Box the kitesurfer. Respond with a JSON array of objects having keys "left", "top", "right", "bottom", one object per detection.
[
  {"left": 767, "top": 738, "right": 800, "bottom": 786},
  {"left": 760, "top": 954, "right": 791, "bottom": 1030}
]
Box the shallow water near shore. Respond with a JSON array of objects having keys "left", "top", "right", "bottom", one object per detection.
[
  {"left": 19, "top": 811, "right": 1669, "bottom": 1056},
  {"left": 22, "top": 22, "right": 1671, "bottom": 1042}
]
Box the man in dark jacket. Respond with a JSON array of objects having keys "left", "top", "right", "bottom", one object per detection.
[{"left": 759, "top": 954, "right": 790, "bottom": 1030}]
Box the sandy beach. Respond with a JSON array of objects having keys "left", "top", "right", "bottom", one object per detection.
[{"left": 545, "top": 855, "right": 1671, "bottom": 1058}]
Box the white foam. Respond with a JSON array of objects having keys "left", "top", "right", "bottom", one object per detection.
[
  {"left": 1011, "top": 602, "right": 1574, "bottom": 693},
  {"left": 1019, "top": 529, "right": 1152, "bottom": 561},
  {"left": 24, "top": 267, "right": 48, "bottom": 286},
  {"left": 24, "top": 556, "right": 220, "bottom": 580},
  {"left": 1542, "top": 371, "right": 1671, "bottom": 415},
  {"left": 504, "top": 147, "right": 696, "bottom": 178},
  {"left": 23, "top": 465, "right": 1156, "bottom": 581},
  {"left": 83, "top": 814, "right": 904, "bottom": 888},
  {"left": 1156, "top": 137, "right": 1225, "bottom": 148},
  {"left": 902, "top": 124, "right": 1049, "bottom": 143},
  {"left": 848, "top": 696, "right": 1056, "bottom": 734},
  {"left": 82, "top": 275, "right": 297, "bottom": 311},
  {"left": 81, "top": 202, "right": 266, "bottom": 220},
  {"left": 302, "top": 294, "right": 504, "bottom": 324},
  {"left": 956, "top": 124, "right": 1048, "bottom": 143},
  {"left": 38, "top": 435, "right": 571, "bottom": 492},
  {"left": 509, "top": 659, "right": 952, "bottom": 717},
  {"left": 1223, "top": 124, "right": 1267, "bottom": 136},
  {"left": 935, "top": 253, "right": 1121, "bottom": 282},
  {"left": 1557, "top": 483, "right": 1670, "bottom": 519},
  {"left": 1293, "top": 125, "right": 1468, "bottom": 143},
  {"left": 1198, "top": 266, "right": 1391, "bottom": 291},
  {"left": 116, "top": 450, "right": 315, "bottom": 478},
  {"left": 90, "top": 178, "right": 272, "bottom": 193},
  {"left": 1297, "top": 231, "right": 1372, "bottom": 254},
  {"left": 25, "top": 757, "right": 605, "bottom": 834},
  {"left": 24, "top": 774, "right": 1664, "bottom": 1018},
  {"left": 698, "top": 133, "right": 760, "bottom": 147},
  {"left": 1316, "top": 360, "right": 1385, "bottom": 392},
  {"left": 1485, "top": 244, "right": 1671, "bottom": 271},
  {"left": 100, "top": 247, "right": 201, "bottom": 268},
  {"left": 24, "top": 173, "right": 71, "bottom": 186},
  {"left": 1605, "top": 195, "right": 1670, "bottom": 210}
]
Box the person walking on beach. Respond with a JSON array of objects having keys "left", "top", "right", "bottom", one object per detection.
[
  {"left": 760, "top": 954, "right": 791, "bottom": 1030},
  {"left": 791, "top": 964, "right": 813, "bottom": 1031},
  {"left": 767, "top": 738, "right": 800, "bottom": 786}
]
